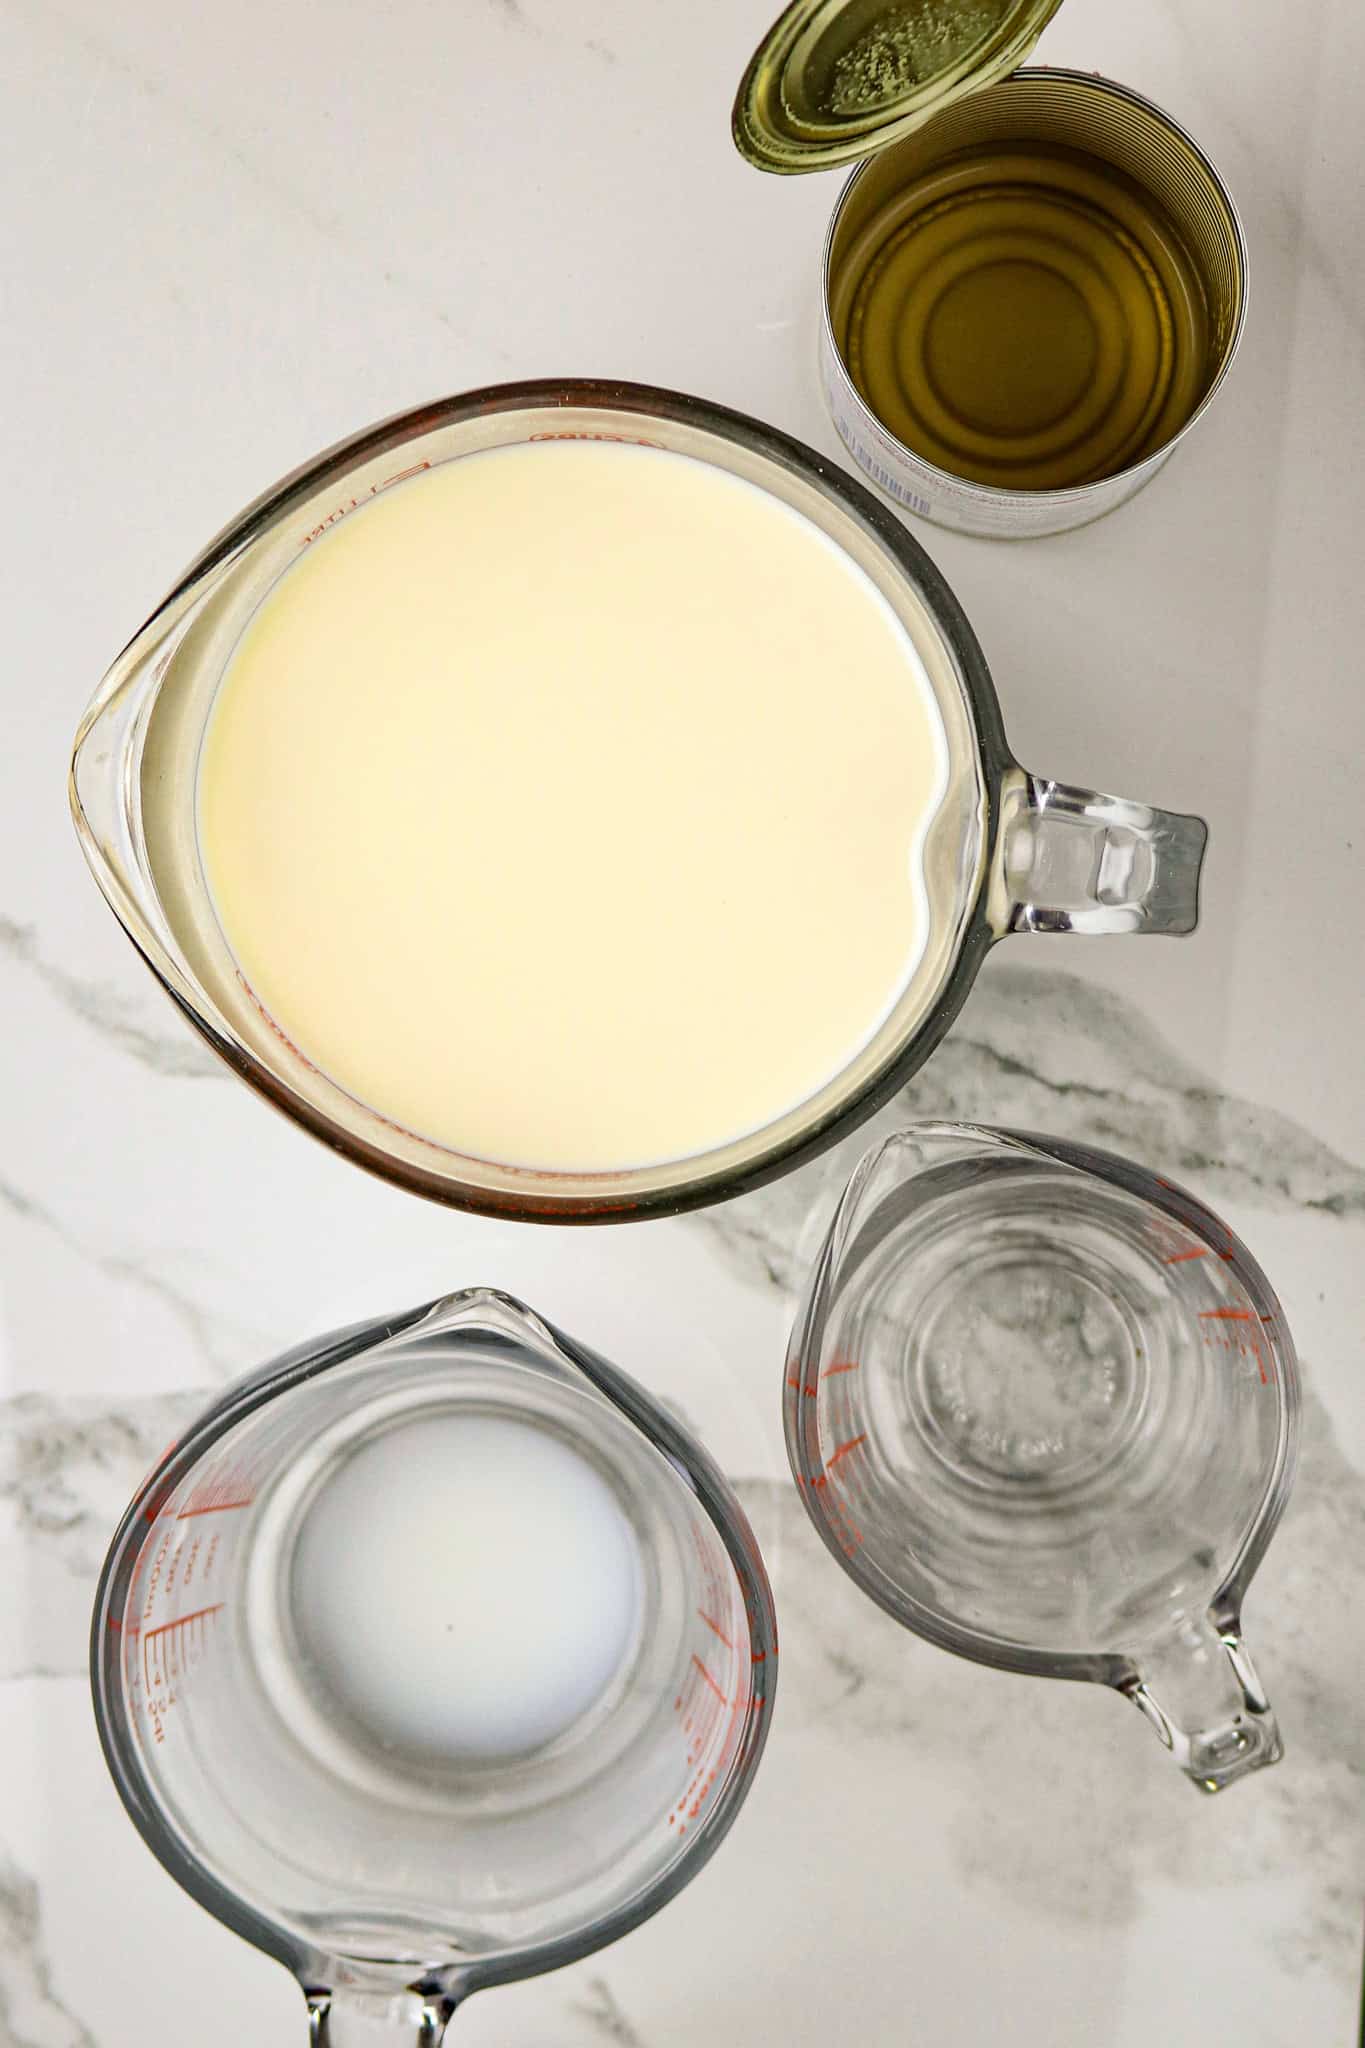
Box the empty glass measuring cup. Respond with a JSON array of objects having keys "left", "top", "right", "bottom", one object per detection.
[
  {"left": 787, "top": 1125, "right": 1299, "bottom": 1792},
  {"left": 91, "top": 1289, "right": 777, "bottom": 2042}
]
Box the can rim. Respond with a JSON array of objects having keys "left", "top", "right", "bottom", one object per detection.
[{"left": 820, "top": 67, "right": 1251, "bottom": 510}]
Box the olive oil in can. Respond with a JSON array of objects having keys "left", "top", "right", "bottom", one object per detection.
[{"left": 819, "top": 70, "right": 1247, "bottom": 536}]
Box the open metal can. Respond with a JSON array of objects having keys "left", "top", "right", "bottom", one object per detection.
[{"left": 735, "top": 8, "right": 1248, "bottom": 538}]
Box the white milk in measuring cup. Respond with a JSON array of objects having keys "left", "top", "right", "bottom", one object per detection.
[
  {"left": 94, "top": 1290, "right": 776, "bottom": 2044},
  {"left": 283, "top": 1412, "right": 645, "bottom": 1760}
]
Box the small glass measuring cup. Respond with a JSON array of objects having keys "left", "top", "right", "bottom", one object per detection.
[
  {"left": 786, "top": 1124, "right": 1299, "bottom": 1791},
  {"left": 91, "top": 1289, "right": 777, "bottom": 2043},
  {"left": 69, "top": 378, "right": 1206, "bottom": 1223}
]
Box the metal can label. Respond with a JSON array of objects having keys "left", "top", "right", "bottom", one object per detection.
[{"left": 819, "top": 320, "right": 1156, "bottom": 539}]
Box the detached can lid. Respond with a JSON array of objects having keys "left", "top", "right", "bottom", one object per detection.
[{"left": 732, "top": 0, "right": 1065, "bottom": 173}]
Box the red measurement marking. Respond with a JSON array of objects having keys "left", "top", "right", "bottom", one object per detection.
[
  {"left": 1164, "top": 1246, "right": 1208, "bottom": 1264},
  {"left": 690, "top": 1654, "right": 727, "bottom": 1707},
  {"left": 750, "top": 1648, "right": 767, "bottom": 1663},
  {"left": 825, "top": 1432, "right": 868, "bottom": 1471},
  {"left": 299, "top": 461, "right": 433, "bottom": 546},
  {"left": 528, "top": 430, "right": 663, "bottom": 448},
  {"left": 698, "top": 1609, "right": 735, "bottom": 1651},
  {"left": 786, "top": 1375, "right": 802, "bottom": 1389},
  {"left": 379, "top": 459, "right": 432, "bottom": 489},
  {"left": 822, "top": 1360, "right": 861, "bottom": 1377},
  {"left": 172, "top": 1467, "right": 258, "bottom": 1518},
  {"left": 1199, "top": 1308, "right": 1253, "bottom": 1321},
  {"left": 689, "top": 1770, "right": 718, "bottom": 1820},
  {"left": 143, "top": 1603, "right": 222, "bottom": 1645},
  {"left": 142, "top": 1604, "right": 223, "bottom": 1692},
  {"left": 675, "top": 1758, "right": 709, "bottom": 1816}
]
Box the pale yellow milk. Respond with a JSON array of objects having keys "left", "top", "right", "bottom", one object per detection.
[{"left": 197, "top": 442, "right": 948, "bottom": 1170}]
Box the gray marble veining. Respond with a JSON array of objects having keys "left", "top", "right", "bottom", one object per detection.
[
  {"left": 0, "top": 1363, "right": 1357, "bottom": 1987},
  {"left": 6, "top": 0, "right": 1363, "bottom": 2036},
  {"left": 570, "top": 1976, "right": 648, "bottom": 2046},
  {"left": 0, "top": 1391, "right": 199, "bottom": 1680},
  {"left": 737, "top": 1367, "right": 1365, "bottom": 1977},
  {"left": 0, "top": 1173, "right": 252, "bottom": 1383},
  {"left": 0, "top": 1854, "right": 97, "bottom": 2048},
  {"left": 693, "top": 963, "right": 1365, "bottom": 1296},
  {"left": 0, "top": 918, "right": 219, "bottom": 1081}
]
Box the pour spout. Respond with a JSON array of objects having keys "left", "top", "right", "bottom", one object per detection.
[{"left": 307, "top": 1988, "right": 458, "bottom": 2047}]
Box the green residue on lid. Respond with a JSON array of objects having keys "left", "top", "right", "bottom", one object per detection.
[{"left": 827, "top": 0, "right": 1009, "bottom": 116}]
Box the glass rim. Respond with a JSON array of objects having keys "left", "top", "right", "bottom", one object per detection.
[
  {"left": 786, "top": 1121, "right": 1301, "bottom": 1687},
  {"left": 70, "top": 378, "right": 1017, "bottom": 1224},
  {"left": 90, "top": 1287, "right": 779, "bottom": 2003}
]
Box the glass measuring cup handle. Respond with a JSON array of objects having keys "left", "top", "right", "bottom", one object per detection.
[
  {"left": 306, "top": 1987, "right": 458, "bottom": 2045},
  {"left": 993, "top": 770, "right": 1208, "bottom": 935},
  {"left": 1120, "top": 1616, "right": 1282, "bottom": 1793}
]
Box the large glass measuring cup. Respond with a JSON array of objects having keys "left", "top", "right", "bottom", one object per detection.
[
  {"left": 787, "top": 1125, "right": 1299, "bottom": 1792},
  {"left": 70, "top": 378, "right": 1207, "bottom": 1223},
  {"left": 91, "top": 1289, "right": 777, "bottom": 2043}
]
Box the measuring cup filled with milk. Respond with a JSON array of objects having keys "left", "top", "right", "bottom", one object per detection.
[
  {"left": 70, "top": 379, "right": 1207, "bottom": 1221},
  {"left": 92, "top": 1288, "right": 776, "bottom": 2044}
]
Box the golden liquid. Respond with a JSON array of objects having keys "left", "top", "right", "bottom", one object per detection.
[{"left": 841, "top": 141, "right": 1212, "bottom": 491}]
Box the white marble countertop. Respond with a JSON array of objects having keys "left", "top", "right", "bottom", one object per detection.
[{"left": 3, "top": 0, "right": 1363, "bottom": 2041}]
